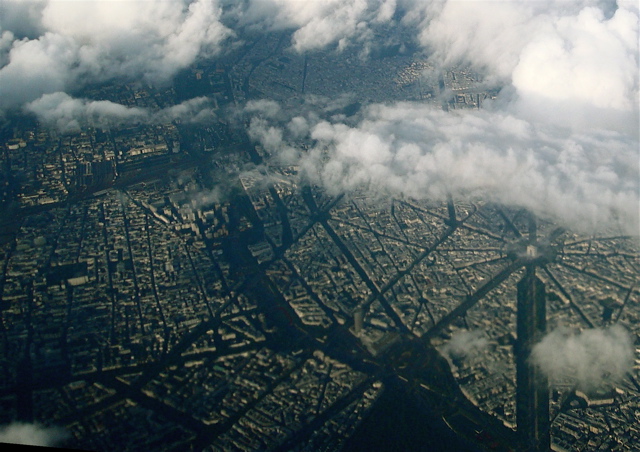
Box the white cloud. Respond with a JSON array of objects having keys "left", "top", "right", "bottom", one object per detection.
[
  {"left": 0, "top": 0, "right": 232, "bottom": 110},
  {"left": 25, "top": 92, "right": 147, "bottom": 133},
  {"left": 0, "top": 422, "right": 69, "bottom": 447},
  {"left": 418, "top": 0, "right": 639, "bottom": 134},
  {"left": 441, "top": 329, "right": 489, "bottom": 360},
  {"left": 25, "top": 93, "right": 217, "bottom": 133},
  {"left": 531, "top": 325, "right": 634, "bottom": 391},
  {"left": 511, "top": 4, "right": 639, "bottom": 134},
  {"left": 513, "top": 7, "right": 636, "bottom": 111},
  {"left": 153, "top": 97, "right": 218, "bottom": 124},
  {"left": 248, "top": 100, "right": 639, "bottom": 235},
  {"left": 0, "top": 0, "right": 47, "bottom": 39}
]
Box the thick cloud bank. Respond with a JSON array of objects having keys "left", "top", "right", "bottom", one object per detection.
[
  {"left": 531, "top": 325, "right": 634, "bottom": 391},
  {"left": 420, "top": 0, "right": 639, "bottom": 133},
  {"left": 248, "top": 102, "right": 639, "bottom": 235},
  {"left": 0, "top": 422, "right": 68, "bottom": 447},
  {"left": 0, "top": 0, "right": 231, "bottom": 110}
]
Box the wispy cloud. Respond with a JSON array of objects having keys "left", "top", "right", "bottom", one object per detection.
[
  {"left": 0, "top": 422, "right": 69, "bottom": 447},
  {"left": 25, "top": 93, "right": 216, "bottom": 133},
  {"left": 531, "top": 325, "right": 634, "bottom": 391}
]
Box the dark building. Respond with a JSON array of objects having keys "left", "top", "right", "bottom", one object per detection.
[
  {"left": 75, "top": 159, "right": 115, "bottom": 191},
  {"left": 516, "top": 267, "right": 550, "bottom": 451}
]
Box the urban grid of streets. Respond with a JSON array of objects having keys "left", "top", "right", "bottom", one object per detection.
[{"left": 0, "top": 30, "right": 638, "bottom": 451}]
